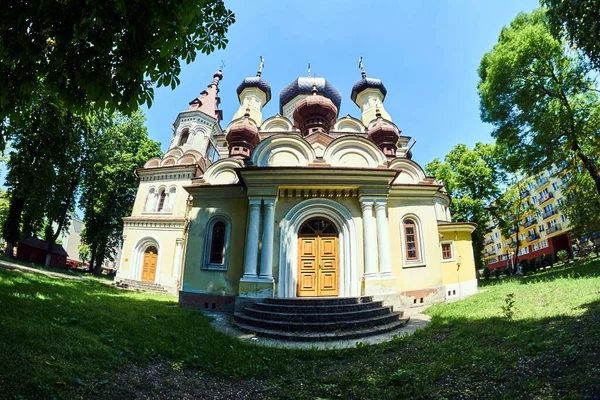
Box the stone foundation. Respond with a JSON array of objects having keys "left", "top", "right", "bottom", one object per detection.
[{"left": 179, "top": 291, "right": 236, "bottom": 313}]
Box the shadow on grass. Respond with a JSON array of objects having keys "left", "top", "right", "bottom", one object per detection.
[{"left": 2, "top": 267, "right": 600, "bottom": 399}]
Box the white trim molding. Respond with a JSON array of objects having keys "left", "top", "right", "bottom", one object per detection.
[
  {"left": 278, "top": 198, "right": 359, "bottom": 298},
  {"left": 400, "top": 213, "right": 427, "bottom": 268}
]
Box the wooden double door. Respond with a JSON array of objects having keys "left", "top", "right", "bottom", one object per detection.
[
  {"left": 142, "top": 246, "right": 158, "bottom": 283},
  {"left": 297, "top": 218, "right": 339, "bottom": 297}
]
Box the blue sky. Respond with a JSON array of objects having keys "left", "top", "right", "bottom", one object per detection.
[{"left": 143, "top": 0, "right": 540, "bottom": 168}]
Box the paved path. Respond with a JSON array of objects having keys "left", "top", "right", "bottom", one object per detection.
[{"left": 206, "top": 305, "right": 432, "bottom": 350}]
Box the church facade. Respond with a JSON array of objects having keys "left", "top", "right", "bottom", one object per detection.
[{"left": 116, "top": 66, "right": 478, "bottom": 311}]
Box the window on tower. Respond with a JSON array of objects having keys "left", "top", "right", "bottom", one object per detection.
[
  {"left": 178, "top": 129, "right": 190, "bottom": 146},
  {"left": 157, "top": 188, "right": 167, "bottom": 211}
]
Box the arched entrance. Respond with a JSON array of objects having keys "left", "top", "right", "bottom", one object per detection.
[
  {"left": 297, "top": 218, "right": 339, "bottom": 297},
  {"left": 142, "top": 246, "right": 158, "bottom": 283}
]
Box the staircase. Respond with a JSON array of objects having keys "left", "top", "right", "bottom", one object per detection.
[
  {"left": 233, "top": 296, "right": 409, "bottom": 341},
  {"left": 114, "top": 278, "right": 171, "bottom": 295}
]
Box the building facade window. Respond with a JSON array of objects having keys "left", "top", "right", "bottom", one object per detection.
[
  {"left": 560, "top": 214, "right": 568, "bottom": 223},
  {"left": 404, "top": 219, "right": 419, "bottom": 261},
  {"left": 144, "top": 187, "right": 157, "bottom": 212},
  {"left": 441, "top": 242, "right": 453, "bottom": 261},
  {"left": 178, "top": 129, "right": 190, "bottom": 146},
  {"left": 157, "top": 188, "right": 167, "bottom": 211},
  {"left": 203, "top": 216, "right": 231, "bottom": 270},
  {"left": 496, "top": 243, "right": 501, "bottom": 250}
]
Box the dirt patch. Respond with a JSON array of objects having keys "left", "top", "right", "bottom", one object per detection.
[{"left": 96, "top": 362, "right": 270, "bottom": 400}]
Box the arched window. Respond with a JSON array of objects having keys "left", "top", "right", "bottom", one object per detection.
[
  {"left": 402, "top": 217, "right": 425, "bottom": 266},
  {"left": 178, "top": 129, "right": 190, "bottom": 146},
  {"left": 166, "top": 187, "right": 176, "bottom": 211},
  {"left": 203, "top": 217, "right": 231, "bottom": 270},
  {"left": 404, "top": 219, "right": 419, "bottom": 260},
  {"left": 157, "top": 188, "right": 167, "bottom": 211},
  {"left": 144, "top": 187, "right": 156, "bottom": 212}
]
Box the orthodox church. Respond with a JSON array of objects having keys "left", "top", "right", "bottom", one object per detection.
[{"left": 116, "top": 62, "right": 478, "bottom": 317}]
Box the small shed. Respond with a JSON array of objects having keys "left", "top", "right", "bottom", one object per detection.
[{"left": 16, "top": 238, "right": 69, "bottom": 269}]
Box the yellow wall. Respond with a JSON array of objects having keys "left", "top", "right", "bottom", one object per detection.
[{"left": 440, "top": 230, "right": 477, "bottom": 286}]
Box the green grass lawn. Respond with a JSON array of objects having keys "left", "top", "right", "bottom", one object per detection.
[{"left": 1, "top": 260, "right": 600, "bottom": 399}]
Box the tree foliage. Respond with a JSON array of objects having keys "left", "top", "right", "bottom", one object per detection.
[
  {"left": 79, "top": 111, "right": 161, "bottom": 275},
  {"left": 543, "top": 0, "right": 600, "bottom": 70},
  {"left": 0, "top": 0, "right": 235, "bottom": 144},
  {"left": 425, "top": 142, "right": 505, "bottom": 269},
  {"left": 478, "top": 9, "right": 600, "bottom": 198},
  {"left": 560, "top": 166, "right": 600, "bottom": 238}
]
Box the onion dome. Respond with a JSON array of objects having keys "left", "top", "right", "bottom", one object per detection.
[
  {"left": 367, "top": 108, "right": 400, "bottom": 158},
  {"left": 351, "top": 76, "right": 387, "bottom": 105},
  {"left": 226, "top": 109, "right": 260, "bottom": 159},
  {"left": 280, "top": 77, "right": 341, "bottom": 115},
  {"left": 292, "top": 85, "right": 338, "bottom": 136},
  {"left": 236, "top": 76, "right": 272, "bottom": 105}
]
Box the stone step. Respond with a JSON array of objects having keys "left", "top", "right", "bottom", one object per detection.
[
  {"left": 253, "top": 300, "right": 385, "bottom": 314},
  {"left": 263, "top": 296, "right": 374, "bottom": 307},
  {"left": 243, "top": 305, "right": 397, "bottom": 323},
  {"left": 119, "top": 279, "right": 165, "bottom": 289},
  {"left": 233, "top": 318, "right": 410, "bottom": 342},
  {"left": 233, "top": 311, "right": 403, "bottom": 332},
  {"left": 114, "top": 280, "right": 169, "bottom": 294}
]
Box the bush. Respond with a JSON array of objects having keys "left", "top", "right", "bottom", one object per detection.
[
  {"left": 546, "top": 254, "right": 554, "bottom": 267},
  {"left": 483, "top": 267, "right": 491, "bottom": 280},
  {"left": 494, "top": 268, "right": 501, "bottom": 278},
  {"left": 530, "top": 258, "right": 539, "bottom": 273},
  {"left": 519, "top": 258, "right": 530, "bottom": 275},
  {"left": 557, "top": 250, "right": 569, "bottom": 262},
  {"left": 505, "top": 265, "right": 512, "bottom": 276}
]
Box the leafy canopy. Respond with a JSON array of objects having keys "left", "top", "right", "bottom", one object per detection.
[{"left": 0, "top": 1, "right": 235, "bottom": 122}]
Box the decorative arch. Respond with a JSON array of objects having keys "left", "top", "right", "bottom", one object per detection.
[
  {"left": 250, "top": 134, "right": 316, "bottom": 167},
  {"left": 202, "top": 158, "right": 243, "bottom": 185},
  {"left": 278, "top": 198, "right": 359, "bottom": 298},
  {"left": 166, "top": 185, "right": 177, "bottom": 211},
  {"left": 144, "top": 157, "right": 161, "bottom": 168},
  {"left": 164, "top": 147, "right": 184, "bottom": 159},
  {"left": 323, "top": 136, "right": 387, "bottom": 168},
  {"left": 177, "top": 154, "right": 197, "bottom": 165},
  {"left": 178, "top": 129, "right": 190, "bottom": 146},
  {"left": 389, "top": 158, "right": 427, "bottom": 184},
  {"left": 333, "top": 115, "right": 366, "bottom": 133},
  {"left": 260, "top": 115, "right": 294, "bottom": 132},
  {"left": 144, "top": 186, "right": 158, "bottom": 212},
  {"left": 131, "top": 236, "right": 162, "bottom": 283},
  {"left": 400, "top": 213, "right": 426, "bottom": 267},
  {"left": 160, "top": 156, "right": 177, "bottom": 167}
]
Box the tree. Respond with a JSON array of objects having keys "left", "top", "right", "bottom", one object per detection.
[
  {"left": 560, "top": 166, "right": 600, "bottom": 239},
  {"left": 0, "top": 0, "right": 235, "bottom": 145},
  {"left": 543, "top": 0, "right": 600, "bottom": 70},
  {"left": 492, "top": 176, "right": 536, "bottom": 273},
  {"left": 478, "top": 9, "right": 600, "bottom": 198},
  {"left": 79, "top": 111, "right": 161, "bottom": 275},
  {"left": 425, "top": 142, "right": 505, "bottom": 270}
]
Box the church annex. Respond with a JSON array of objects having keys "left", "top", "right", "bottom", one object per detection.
[{"left": 116, "top": 63, "right": 478, "bottom": 316}]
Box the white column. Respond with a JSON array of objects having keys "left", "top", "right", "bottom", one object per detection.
[
  {"left": 259, "top": 198, "right": 276, "bottom": 281},
  {"left": 174, "top": 238, "right": 184, "bottom": 287},
  {"left": 242, "top": 199, "right": 262, "bottom": 279},
  {"left": 375, "top": 200, "right": 392, "bottom": 276},
  {"left": 361, "top": 200, "right": 378, "bottom": 277}
]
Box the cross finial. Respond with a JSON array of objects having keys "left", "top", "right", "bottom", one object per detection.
[
  {"left": 358, "top": 56, "right": 366, "bottom": 79},
  {"left": 308, "top": 61, "right": 311, "bottom": 77},
  {"left": 257, "top": 56, "right": 264, "bottom": 77},
  {"left": 220, "top": 60, "right": 226, "bottom": 70}
]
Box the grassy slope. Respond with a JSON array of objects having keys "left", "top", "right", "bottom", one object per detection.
[{"left": 1, "top": 261, "right": 599, "bottom": 399}]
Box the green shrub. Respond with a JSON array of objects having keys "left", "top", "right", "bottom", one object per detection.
[
  {"left": 494, "top": 268, "right": 501, "bottom": 278},
  {"left": 529, "top": 258, "right": 539, "bottom": 273},
  {"left": 483, "top": 267, "right": 491, "bottom": 280},
  {"left": 557, "top": 250, "right": 569, "bottom": 262}
]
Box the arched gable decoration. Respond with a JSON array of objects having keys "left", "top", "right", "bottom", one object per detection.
[
  {"left": 202, "top": 158, "right": 243, "bottom": 185},
  {"left": 164, "top": 147, "right": 184, "bottom": 159},
  {"left": 160, "top": 156, "right": 177, "bottom": 167},
  {"left": 144, "top": 157, "right": 161, "bottom": 168},
  {"left": 278, "top": 198, "right": 359, "bottom": 298},
  {"left": 333, "top": 115, "right": 366, "bottom": 133},
  {"left": 260, "top": 115, "right": 294, "bottom": 132},
  {"left": 323, "top": 135, "right": 387, "bottom": 168},
  {"left": 389, "top": 158, "right": 427, "bottom": 184},
  {"left": 250, "top": 134, "right": 316, "bottom": 167}
]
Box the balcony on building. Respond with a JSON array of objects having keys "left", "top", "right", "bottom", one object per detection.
[
  {"left": 556, "top": 161, "right": 568, "bottom": 173},
  {"left": 527, "top": 233, "right": 540, "bottom": 242},
  {"left": 484, "top": 249, "right": 497, "bottom": 257},
  {"left": 536, "top": 177, "right": 549, "bottom": 189},
  {"left": 542, "top": 209, "right": 558, "bottom": 219},
  {"left": 523, "top": 218, "right": 537, "bottom": 228},
  {"left": 509, "top": 227, "right": 518, "bottom": 235},
  {"left": 520, "top": 190, "right": 530, "bottom": 199},
  {"left": 539, "top": 191, "right": 554, "bottom": 204},
  {"left": 547, "top": 224, "right": 562, "bottom": 234},
  {"left": 484, "top": 237, "right": 494, "bottom": 245}
]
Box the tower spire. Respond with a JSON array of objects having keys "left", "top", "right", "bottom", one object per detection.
[{"left": 187, "top": 69, "right": 224, "bottom": 124}]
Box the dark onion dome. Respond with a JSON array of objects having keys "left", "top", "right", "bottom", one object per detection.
[
  {"left": 367, "top": 108, "right": 399, "bottom": 158},
  {"left": 280, "top": 77, "right": 342, "bottom": 115},
  {"left": 226, "top": 109, "right": 260, "bottom": 159},
  {"left": 236, "top": 76, "right": 272, "bottom": 105},
  {"left": 292, "top": 86, "right": 338, "bottom": 136},
  {"left": 351, "top": 77, "right": 387, "bottom": 104}
]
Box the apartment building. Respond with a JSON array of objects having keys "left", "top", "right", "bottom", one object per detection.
[{"left": 484, "top": 161, "right": 572, "bottom": 269}]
